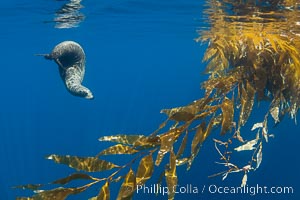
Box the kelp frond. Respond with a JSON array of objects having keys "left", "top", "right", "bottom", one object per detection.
[{"left": 16, "top": 0, "right": 300, "bottom": 199}]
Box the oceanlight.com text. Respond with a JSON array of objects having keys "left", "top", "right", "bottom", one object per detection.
[{"left": 207, "top": 184, "right": 294, "bottom": 196}]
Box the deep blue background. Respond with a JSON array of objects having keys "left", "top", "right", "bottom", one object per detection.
[{"left": 0, "top": 0, "right": 299, "bottom": 199}]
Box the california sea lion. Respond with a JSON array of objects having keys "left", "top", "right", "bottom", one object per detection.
[{"left": 38, "top": 41, "right": 94, "bottom": 99}]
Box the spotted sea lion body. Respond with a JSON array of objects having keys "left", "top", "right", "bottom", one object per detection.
[{"left": 44, "top": 41, "right": 93, "bottom": 99}]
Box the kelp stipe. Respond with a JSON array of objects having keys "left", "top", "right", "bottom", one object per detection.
[{"left": 16, "top": 0, "right": 300, "bottom": 199}]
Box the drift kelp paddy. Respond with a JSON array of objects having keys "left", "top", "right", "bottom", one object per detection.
[{"left": 16, "top": 0, "right": 300, "bottom": 199}]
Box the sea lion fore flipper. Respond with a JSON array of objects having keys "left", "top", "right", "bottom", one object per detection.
[{"left": 54, "top": 58, "right": 68, "bottom": 70}]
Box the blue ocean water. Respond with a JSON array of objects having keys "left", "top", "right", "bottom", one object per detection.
[{"left": 0, "top": 0, "right": 299, "bottom": 199}]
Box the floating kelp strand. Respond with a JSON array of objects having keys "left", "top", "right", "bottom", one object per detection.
[{"left": 17, "top": 1, "right": 300, "bottom": 199}]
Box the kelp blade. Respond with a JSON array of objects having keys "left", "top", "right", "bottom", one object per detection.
[
  {"left": 47, "top": 155, "right": 119, "bottom": 172},
  {"left": 18, "top": 186, "right": 88, "bottom": 200},
  {"left": 136, "top": 154, "right": 154, "bottom": 185},
  {"left": 165, "top": 150, "right": 177, "bottom": 200},
  {"left": 155, "top": 127, "right": 184, "bottom": 166},
  {"left": 90, "top": 181, "right": 110, "bottom": 200},
  {"left": 221, "top": 97, "right": 234, "bottom": 135},
  {"left": 97, "top": 144, "right": 138, "bottom": 156},
  {"left": 99, "top": 135, "right": 147, "bottom": 145},
  {"left": 176, "top": 131, "right": 188, "bottom": 158},
  {"left": 14, "top": 184, "right": 43, "bottom": 191},
  {"left": 117, "top": 169, "right": 136, "bottom": 200},
  {"left": 239, "top": 82, "right": 255, "bottom": 127},
  {"left": 52, "top": 173, "right": 96, "bottom": 185}
]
